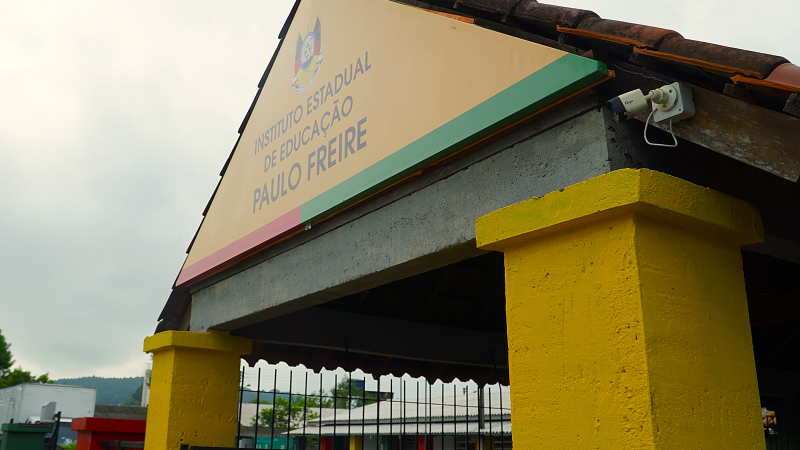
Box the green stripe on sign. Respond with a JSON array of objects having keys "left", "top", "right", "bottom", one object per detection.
[{"left": 301, "top": 53, "right": 607, "bottom": 223}]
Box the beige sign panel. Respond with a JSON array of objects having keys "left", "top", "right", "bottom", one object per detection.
[{"left": 177, "top": 0, "right": 607, "bottom": 286}]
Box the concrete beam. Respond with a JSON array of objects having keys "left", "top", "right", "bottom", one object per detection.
[{"left": 190, "top": 107, "right": 614, "bottom": 331}]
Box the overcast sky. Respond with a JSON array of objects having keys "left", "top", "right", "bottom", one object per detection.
[{"left": 1, "top": 0, "right": 797, "bottom": 381}]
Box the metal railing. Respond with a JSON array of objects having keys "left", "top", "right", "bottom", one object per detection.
[
  {"left": 228, "top": 364, "right": 794, "bottom": 450},
  {"left": 235, "top": 365, "right": 511, "bottom": 450},
  {"left": 765, "top": 413, "right": 800, "bottom": 450}
]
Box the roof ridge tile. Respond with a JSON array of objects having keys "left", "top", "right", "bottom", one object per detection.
[
  {"left": 732, "top": 63, "right": 800, "bottom": 94},
  {"left": 456, "top": 0, "right": 524, "bottom": 16},
  {"left": 652, "top": 34, "right": 788, "bottom": 79},
  {"left": 560, "top": 16, "right": 680, "bottom": 49},
  {"left": 512, "top": 1, "right": 598, "bottom": 28}
]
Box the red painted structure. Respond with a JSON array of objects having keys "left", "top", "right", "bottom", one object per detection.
[
  {"left": 71, "top": 418, "right": 146, "bottom": 450},
  {"left": 319, "top": 436, "right": 333, "bottom": 450}
]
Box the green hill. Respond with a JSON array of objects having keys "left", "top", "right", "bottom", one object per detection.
[
  {"left": 55, "top": 376, "right": 143, "bottom": 406},
  {"left": 242, "top": 389, "right": 290, "bottom": 404}
]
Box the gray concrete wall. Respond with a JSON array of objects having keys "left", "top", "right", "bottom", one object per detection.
[{"left": 190, "top": 108, "right": 616, "bottom": 332}]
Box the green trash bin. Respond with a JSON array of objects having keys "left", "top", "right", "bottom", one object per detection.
[{"left": 0, "top": 423, "right": 52, "bottom": 450}]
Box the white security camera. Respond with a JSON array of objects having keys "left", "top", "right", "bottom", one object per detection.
[
  {"left": 606, "top": 89, "right": 651, "bottom": 121},
  {"left": 606, "top": 82, "right": 694, "bottom": 124}
]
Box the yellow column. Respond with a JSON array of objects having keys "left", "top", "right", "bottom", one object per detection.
[
  {"left": 349, "top": 435, "right": 362, "bottom": 450},
  {"left": 477, "top": 169, "right": 765, "bottom": 449},
  {"left": 143, "top": 330, "right": 252, "bottom": 450},
  {"left": 474, "top": 436, "right": 491, "bottom": 450}
]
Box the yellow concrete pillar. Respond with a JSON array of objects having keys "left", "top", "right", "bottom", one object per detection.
[
  {"left": 143, "top": 330, "right": 252, "bottom": 450},
  {"left": 473, "top": 435, "right": 491, "bottom": 450},
  {"left": 477, "top": 169, "right": 765, "bottom": 449},
  {"left": 349, "top": 435, "right": 362, "bottom": 450}
]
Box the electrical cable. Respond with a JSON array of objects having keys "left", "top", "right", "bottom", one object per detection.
[
  {"left": 608, "top": 62, "right": 669, "bottom": 84},
  {"left": 643, "top": 108, "right": 678, "bottom": 148}
]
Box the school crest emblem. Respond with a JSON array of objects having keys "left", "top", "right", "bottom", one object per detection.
[{"left": 292, "top": 17, "right": 323, "bottom": 93}]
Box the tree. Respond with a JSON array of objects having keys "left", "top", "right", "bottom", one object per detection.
[
  {"left": 123, "top": 384, "right": 143, "bottom": 406},
  {"left": 250, "top": 396, "right": 320, "bottom": 430},
  {"left": 328, "top": 377, "right": 378, "bottom": 409},
  {"left": 304, "top": 388, "right": 333, "bottom": 409},
  {"left": 248, "top": 378, "right": 380, "bottom": 430},
  {"left": 0, "top": 329, "right": 14, "bottom": 377},
  {"left": 0, "top": 329, "right": 52, "bottom": 388},
  {"left": 0, "top": 368, "right": 51, "bottom": 389}
]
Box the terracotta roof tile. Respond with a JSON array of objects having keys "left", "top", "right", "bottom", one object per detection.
[
  {"left": 763, "top": 63, "right": 800, "bottom": 91},
  {"left": 512, "top": 1, "right": 598, "bottom": 28},
  {"left": 641, "top": 34, "right": 788, "bottom": 79},
  {"left": 559, "top": 16, "right": 680, "bottom": 49},
  {"left": 456, "top": 0, "right": 522, "bottom": 15},
  {"left": 467, "top": 0, "right": 792, "bottom": 85},
  {"left": 732, "top": 63, "right": 800, "bottom": 93}
]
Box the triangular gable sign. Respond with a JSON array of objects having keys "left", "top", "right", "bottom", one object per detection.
[{"left": 177, "top": 0, "right": 607, "bottom": 286}]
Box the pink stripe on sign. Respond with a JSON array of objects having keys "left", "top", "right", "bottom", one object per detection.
[{"left": 176, "top": 206, "right": 303, "bottom": 287}]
